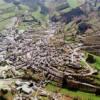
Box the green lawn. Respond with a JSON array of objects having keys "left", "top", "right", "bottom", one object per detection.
[{"left": 46, "top": 83, "right": 100, "bottom": 100}]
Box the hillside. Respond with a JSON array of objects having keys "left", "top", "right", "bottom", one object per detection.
[
  {"left": 0, "top": 0, "right": 86, "bottom": 31},
  {"left": 0, "top": 0, "right": 100, "bottom": 100}
]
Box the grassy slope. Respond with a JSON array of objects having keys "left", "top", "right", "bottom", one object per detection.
[
  {"left": 85, "top": 52, "right": 100, "bottom": 70},
  {"left": 0, "top": 20, "right": 10, "bottom": 31},
  {"left": 0, "top": 0, "right": 15, "bottom": 30},
  {"left": 32, "top": 6, "right": 49, "bottom": 23},
  {"left": 0, "top": 0, "right": 85, "bottom": 31},
  {"left": 0, "top": 0, "right": 30, "bottom": 31},
  {"left": 45, "top": 1, "right": 100, "bottom": 95},
  {"left": 18, "top": 0, "right": 84, "bottom": 26},
  {"left": 92, "top": 55, "right": 100, "bottom": 70},
  {"left": 67, "top": 0, "right": 79, "bottom": 8},
  {"left": 91, "top": 55, "right": 100, "bottom": 70},
  {"left": 85, "top": 52, "right": 100, "bottom": 85},
  {"left": 60, "top": 0, "right": 82, "bottom": 13},
  {"left": 45, "top": 0, "right": 81, "bottom": 15},
  {"left": 46, "top": 83, "right": 100, "bottom": 100}
]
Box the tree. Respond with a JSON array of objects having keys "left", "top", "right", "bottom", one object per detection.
[
  {"left": 86, "top": 54, "right": 96, "bottom": 63},
  {"left": 13, "top": 1, "right": 20, "bottom": 6},
  {"left": 1, "top": 89, "right": 8, "bottom": 95},
  {"left": 0, "top": 96, "right": 6, "bottom": 100}
]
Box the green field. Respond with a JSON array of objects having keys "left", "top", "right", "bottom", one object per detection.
[
  {"left": 0, "top": 0, "right": 49, "bottom": 31},
  {"left": 67, "top": 0, "right": 80, "bottom": 8},
  {"left": 92, "top": 55, "right": 100, "bottom": 70},
  {"left": 32, "top": 6, "right": 49, "bottom": 22},
  {"left": 0, "top": 0, "right": 14, "bottom": 30},
  {"left": 0, "top": 0, "right": 84, "bottom": 31},
  {"left": 85, "top": 52, "right": 100, "bottom": 85},
  {"left": 85, "top": 52, "right": 100, "bottom": 70},
  {"left": 0, "top": 19, "right": 10, "bottom": 31},
  {"left": 46, "top": 83, "right": 100, "bottom": 100},
  {"left": 0, "top": 0, "right": 30, "bottom": 31}
]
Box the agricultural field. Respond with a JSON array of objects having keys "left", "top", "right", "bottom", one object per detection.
[
  {"left": 32, "top": 7, "right": 49, "bottom": 22},
  {"left": 0, "top": 0, "right": 14, "bottom": 30},
  {"left": 45, "top": 0, "right": 84, "bottom": 15},
  {"left": 0, "top": 0, "right": 30, "bottom": 31},
  {"left": 67, "top": 0, "right": 82, "bottom": 8}
]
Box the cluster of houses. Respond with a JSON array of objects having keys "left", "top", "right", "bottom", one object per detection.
[
  {"left": 15, "top": 80, "right": 37, "bottom": 94},
  {"left": 0, "top": 16, "right": 100, "bottom": 99}
]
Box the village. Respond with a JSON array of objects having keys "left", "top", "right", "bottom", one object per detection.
[
  {"left": 0, "top": 0, "right": 100, "bottom": 100},
  {"left": 0, "top": 20, "right": 100, "bottom": 99}
]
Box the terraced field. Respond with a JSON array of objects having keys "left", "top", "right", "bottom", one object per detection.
[
  {"left": 0, "top": 0, "right": 14, "bottom": 30},
  {"left": 0, "top": 0, "right": 86, "bottom": 31},
  {"left": 0, "top": 0, "right": 30, "bottom": 31}
]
